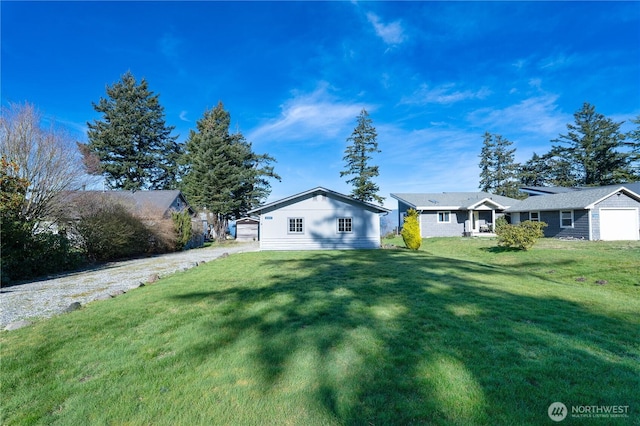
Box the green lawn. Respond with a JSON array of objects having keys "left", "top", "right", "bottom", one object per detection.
[{"left": 2, "top": 237, "right": 639, "bottom": 425}]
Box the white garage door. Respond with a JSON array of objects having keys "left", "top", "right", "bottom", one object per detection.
[{"left": 600, "top": 209, "right": 639, "bottom": 240}]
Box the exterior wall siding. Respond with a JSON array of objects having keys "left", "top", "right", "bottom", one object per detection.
[
  {"left": 591, "top": 193, "right": 640, "bottom": 240},
  {"left": 539, "top": 209, "right": 589, "bottom": 239},
  {"left": 420, "top": 210, "right": 466, "bottom": 237},
  {"left": 258, "top": 195, "right": 382, "bottom": 250}
]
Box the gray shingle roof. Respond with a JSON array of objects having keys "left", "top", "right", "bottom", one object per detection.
[
  {"left": 249, "top": 187, "right": 390, "bottom": 214},
  {"left": 390, "top": 192, "right": 519, "bottom": 210},
  {"left": 521, "top": 182, "right": 640, "bottom": 197},
  {"left": 63, "top": 190, "right": 192, "bottom": 217},
  {"left": 520, "top": 186, "right": 581, "bottom": 195},
  {"left": 506, "top": 186, "right": 638, "bottom": 212}
]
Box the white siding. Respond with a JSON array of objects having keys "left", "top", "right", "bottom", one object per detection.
[{"left": 258, "top": 195, "right": 382, "bottom": 250}]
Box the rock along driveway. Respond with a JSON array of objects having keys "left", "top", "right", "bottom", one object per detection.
[{"left": 1, "top": 242, "right": 259, "bottom": 329}]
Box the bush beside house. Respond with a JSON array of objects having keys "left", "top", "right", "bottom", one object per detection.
[
  {"left": 401, "top": 208, "right": 422, "bottom": 250},
  {"left": 496, "top": 219, "right": 547, "bottom": 251}
]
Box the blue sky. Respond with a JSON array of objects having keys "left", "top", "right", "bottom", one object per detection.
[{"left": 2, "top": 1, "right": 639, "bottom": 208}]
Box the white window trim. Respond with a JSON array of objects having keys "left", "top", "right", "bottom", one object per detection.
[
  {"left": 560, "top": 210, "right": 574, "bottom": 228},
  {"left": 288, "top": 217, "right": 304, "bottom": 234},
  {"left": 530, "top": 211, "right": 540, "bottom": 222},
  {"left": 337, "top": 217, "right": 353, "bottom": 233},
  {"left": 437, "top": 211, "right": 451, "bottom": 223}
]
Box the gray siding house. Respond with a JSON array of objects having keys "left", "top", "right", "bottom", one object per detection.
[
  {"left": 506, "top": 186, "right": 640, "bottom": 241},
  {"left": 390, "top": 192, "right": 519, "bottom": 237},
  {"left": 248, "top": 187, "right": 390, "bottom": 250}
]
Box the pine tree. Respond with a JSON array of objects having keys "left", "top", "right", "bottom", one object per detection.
[
  {"left": 519, "top": 153, "right": 547, "bottom": 187},
  {"left": 85, "top": 71, "right": 181, "bottom": 190},
  {"left": 478, "top": 132, "right": 496, "bottom": 192},
  {"left": 341, "top": 109, "right": 384, "bottom": 204},
  {"left": 626, "top": 115, "right": 640, "bottom": 179},
  {"left": 520, "top": 151, "right": 575, "bottom": 187},
  {"left": 552, "top": 102, "right": 631, "bottom": 186},
  {"left": 180, "top": 102, "right": 279, "bottom": 240},
  {"left": 478, "top": 132, "right": 521, "bottom": 198}
]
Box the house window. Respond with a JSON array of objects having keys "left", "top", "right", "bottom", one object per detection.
[
  {"left": 530, "top": 211, "right": 540, "bottom": 222},
  {"left": 337, "top": 217, "right": 352, "bottom": 233},
  {"left": 437, "top": 211, "right": 451, "bottom": 223},
  {"left": 288, "top": 218, "right": 304, "bottom": 233},
  {"left": 560, "top": 210, "right": 573, "bottom": 228}
]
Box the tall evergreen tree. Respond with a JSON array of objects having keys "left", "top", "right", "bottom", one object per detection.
[
  {"left": 84, "top": 71, "right": 181, "bottom": 190},
  {"left": 520, "top": 150, "right": 575, "bottom": 188},
  {"left": 519, "top": 153, "right": 547, "bottom": 187},
  {"left": 552, "top": 102, "right": 630, "bottom": 186},
  {"left": 478, "top": 132, "right": 496, "bottom": 192},
  {"left": 626, "top": 115, "right": 640, "bottom": 179},
  {"left": 341, "top": 109, "right": 384, "bottom": 204},
  {"left": 180, "top": 102, "right": 279, "bottom": 239},
  {"left": 478, "top": 132, "right": 521, "bottom": 198}
]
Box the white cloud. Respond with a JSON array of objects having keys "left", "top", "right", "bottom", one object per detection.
[
  {"left": 247, "top": 83, "right": 367, "bottom": 144},
  {"left": 538, "top": 53, "right": 577, "bottom": 70},
  {"left": 366, "top": 12, "right": 406, "bottom": 46},
  {"left": 179, "top": 111, "right": 189, "bottom": 122},
  {"left": 468, "top": 94, "right": 567, "bottom": 137},
  {"left": 512, "top": 59, "right": 527, "bottom": 70},
  {"left": 400, "top": 83, "right": 492, "bottom": 106}
]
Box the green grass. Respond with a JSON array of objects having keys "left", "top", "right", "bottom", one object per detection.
[{"left": 2, "top": 238, "right": 639, "bottom": 425}]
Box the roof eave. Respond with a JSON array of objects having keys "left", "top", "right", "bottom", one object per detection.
[{"left": 249, "top": 187, "right": 390, "bottom": 214}]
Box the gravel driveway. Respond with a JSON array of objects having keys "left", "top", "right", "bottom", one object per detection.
[{"left": 1, "top": 242, "right": 259, "bottom": 329}]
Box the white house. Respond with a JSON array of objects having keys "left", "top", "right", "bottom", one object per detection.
[{"left": 248, "top": 187, "right": 390, "bottom": 250}]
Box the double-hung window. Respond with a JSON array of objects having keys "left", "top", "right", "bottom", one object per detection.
[
  {"left": 530, "top": 211, "right": 540, "bottom": 222},
  {"left": 560, "top": 210, "right": 574, "bottom": 228},
  {"left": 437, "top": 211, "right": 451, "bottom": 223},
  {"left": 288, "top": 217, "right": 304, "bottom": 234},
  {"left": 337, "top": 217, "right": 352, "bottom": 233}
]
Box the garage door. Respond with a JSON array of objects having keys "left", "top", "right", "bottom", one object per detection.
[{"left": 600, "top": 209, "right": 639, "bottom": 240}]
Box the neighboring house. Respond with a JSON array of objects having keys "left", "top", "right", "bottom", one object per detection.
[
  {"left": 58, "top": 189, "right": 203, "bottom": 247},
  {"left": 390, "top": 192, "right": 519, "bottom": 237},
  {"left": 521, "top": 182, "right": 640, "bottom": 197},
  {"left": 248, "top": 187, "right": 390, "bottom": 250},
  {"left": 520, "top": 186, "right": 581, "bottom": 196},
  {"left": 96, "top": 190, "right": 196, "bottom": 218},
  {"left": 235, "top": 217, "right": 260, "bottom": 242},
  {"left": 54, "top": 189, "right": 194, "bottom": 221},
  {"left": 506, "top": 186, "right": 640, "bottom": 241}
]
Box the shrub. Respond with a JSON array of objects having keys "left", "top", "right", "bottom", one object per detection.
[
  {"left": 401, "top": 208, "right": 422, "bottom": 250},
  {"left": 74, "top": 202, "right": 152, "bottom": 261},
  {"left": 171, "top": 210, "right": 193, "bottom": 250},
  {"left": 66, "top": 193, "right": 193, "bottom": 261},
  {"left": 1, "top": 157, "right": 84, "bottom": 284},
  {"left": 496, "top": 220, "right": 547, "bottom": 251},
  {"left": 494, "top": 216, "right": 509, "bottom": 233}
]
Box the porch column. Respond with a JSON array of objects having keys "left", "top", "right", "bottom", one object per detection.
[
  {"left": 468, "top": 210, "right": 473, "bottom": 233},
  {"left": 491, "top": 210, "right": 496, "bottom": 230}
]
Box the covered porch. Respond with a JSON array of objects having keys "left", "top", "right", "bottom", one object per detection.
[{"left": 463, "top": 198, "right": 504, "bottom": 237}]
